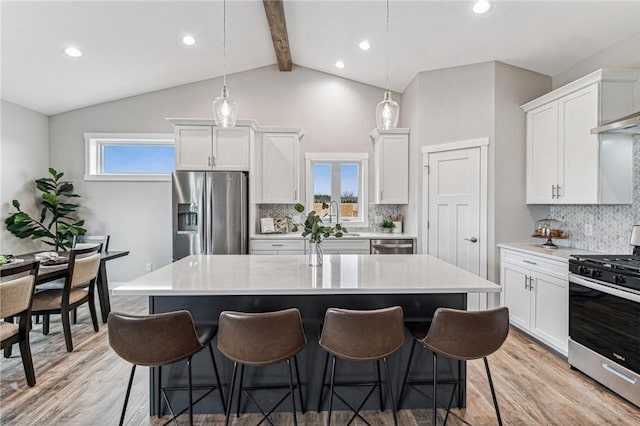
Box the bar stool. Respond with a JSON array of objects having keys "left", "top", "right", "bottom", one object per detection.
[
  {"left": 217, "top": 308, "right": 306, "bottom": 426},
  {"left": 318, "top": 306, "right": 405, "bottom": 426},
  {"left": 398, "top": 307, "right": 509, "bottom": 425},
  {"left": 107, "top": 310, "right": 225, "bottom": 426}
]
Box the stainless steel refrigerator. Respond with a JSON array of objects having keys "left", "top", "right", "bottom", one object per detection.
[{"left": 172, "top": 171, "right": 248, "bottom": 260}]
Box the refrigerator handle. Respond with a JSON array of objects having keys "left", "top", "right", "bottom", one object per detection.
[
  {"left": 241, "top": 173, "right": 248, "bottom": 254},
  {"left": 206, "top": 173, "right": 214, "bottom": 254},
  {"left": 200, "top": 176, "right": 207, "bottom": 254}
]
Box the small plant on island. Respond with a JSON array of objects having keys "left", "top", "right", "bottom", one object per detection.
[{"left": 5, "top": 168, "right": 87, "bottom": 251}]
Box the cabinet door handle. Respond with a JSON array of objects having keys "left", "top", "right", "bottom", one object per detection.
[
  {"left": 211, "top": 155, "right": 216, "bottom": 167},
  {"left": 523, "top": 259, "right": 537, "bottom": 265},
  {"left": 380, "top": 190, "right": 383, "bottom": 201},
  {"left": 552, "top": 185, "right": 556, "bottom": 199},
  {"left": 524, "top": 275, "right": 529, "bottom": 290},
  {"left": 556, "top": 185, "right": 562, "bottom": 198},
  {"left": 529, "top": 276, "right": 534, "bottom": 291},
  {"left": 208, "top": 156, "right": 212, "bottom": 167},
  {"left": 271, "top": 244, "right": 284, "bottom": 247},
  {"left": 294, "top": 189, "right": 297, "bottom": 200}
]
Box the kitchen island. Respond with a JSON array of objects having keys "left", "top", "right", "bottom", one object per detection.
[{"left": 112, "top": 254, "right": 501, "bottom": 416}]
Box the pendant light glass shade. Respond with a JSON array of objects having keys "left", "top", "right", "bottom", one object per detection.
[
  {"left": 213, "top": 86, "right": 237, "bottom": 128},
  {"left": 376, "top": 91, "right": 399, "bottom": 130}
]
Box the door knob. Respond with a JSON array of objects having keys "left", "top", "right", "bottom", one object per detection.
[{"left": 464, "top": 237, "right": 478, "bottom": 243}]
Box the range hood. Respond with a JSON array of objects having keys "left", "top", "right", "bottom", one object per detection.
[{"left": 591, "top": 111, "right": 640, "bottom": 135}]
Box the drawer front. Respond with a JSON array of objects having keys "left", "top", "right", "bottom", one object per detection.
[
  {"left": 320, "top": 239, "right": 370, "bottom": 252},
  {"left": 502, "top": 250, "right": 567, "bottom": 279},
  {"left": 251, "top": 239, "right": 305, "bottom": 252}
]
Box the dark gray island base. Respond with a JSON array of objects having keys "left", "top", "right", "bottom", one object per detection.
[{"left": 149, "top": 292, "right": 467, "bottom": 415}]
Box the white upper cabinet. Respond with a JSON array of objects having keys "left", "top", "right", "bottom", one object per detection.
[
  {"left": 262, "top": 132, "right": 300, "bottom": 203},
  {"left": 371, "top": 128, "right": 410, "bottom": 204},
  {"left": 171, "top": 120, "right": 252, "bottom": 171},
  {"left": 522, "top": 69, "right": 639, "bottom": 205}
]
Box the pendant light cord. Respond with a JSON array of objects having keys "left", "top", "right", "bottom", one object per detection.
[
  {"left": 385, "top": 0, "right": 390, "bottom": 92},
  {"left": 223, "top": 0, "right": 227, "bottom": 88}
]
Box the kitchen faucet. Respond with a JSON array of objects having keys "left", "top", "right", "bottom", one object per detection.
[{"left": 329, "top": 200, "right": 339, "bottom": 224}]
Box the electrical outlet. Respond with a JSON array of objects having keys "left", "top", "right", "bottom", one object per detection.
[
  {"left": 584, "top": 224, "right": 593, "bottom": 237},
  {"left": 145, "top": 263, "right": 153, "bottom": 272}
]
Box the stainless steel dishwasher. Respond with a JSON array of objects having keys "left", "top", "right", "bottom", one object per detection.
[{"left": 370, "top": 239, "right": 415, "bottom": 254}]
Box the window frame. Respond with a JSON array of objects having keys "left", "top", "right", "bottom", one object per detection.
[
  {"left": 84, "top": 133, "right": 175, "bottom": 181},
  {"left": 305, "top": 152, "right": 369, "bottom": 227}
]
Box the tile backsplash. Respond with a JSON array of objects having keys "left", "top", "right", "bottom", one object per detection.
[
  {"left": 550, "top": 141, "right": 639, "bottom": 254},
  {"left": 257, "top": 204, "right": 404, "bottom": 233}
]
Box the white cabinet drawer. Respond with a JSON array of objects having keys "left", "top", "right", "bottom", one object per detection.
[
  {"left": 317, "top": 239, "right": 370, "bottom": 252},
  {"left": 502, "top": 250, "right": 567, "bottom": 279},
  {"left": 251, "top": 239, "right": 305, "bottom": 252}
]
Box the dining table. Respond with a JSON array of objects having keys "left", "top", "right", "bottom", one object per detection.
[{"left": 11, "top": 250, "right": 129, "bottom": 323}]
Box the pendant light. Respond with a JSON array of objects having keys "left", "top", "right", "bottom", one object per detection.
[
  {"left": 213, "top": 0, "right": 237, "bottom": 127},
  {"left": 375, "top": 0, "right": 399, "bottom": 130}
]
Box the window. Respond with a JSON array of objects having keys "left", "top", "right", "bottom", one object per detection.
[
  {"left": 84, "top": 133, "right": 175, "bottom": 181},
  {"left": 305, "top": 153, "right": 368, "bottom": 226}
]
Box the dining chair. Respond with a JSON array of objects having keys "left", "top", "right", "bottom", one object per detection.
[
  {"left": 31, "top": 244, "right": 102, "bottom": 352},
  {"left": 73, "top": 234, "right": 110, "bottom": 253},
  {"left": 1, "top": 261, "right": 39, "bottom": 386},
  {"left": 398, "top": 307, "right": 510, "bottom": 425}
]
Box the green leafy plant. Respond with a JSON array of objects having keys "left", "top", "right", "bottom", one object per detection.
[
  {"left": 290, "top": 203, "right": 347, "bottom": 243},
  {"left": 5, "top": 168, "right": 87, "bottom": 251},
  {"left": 381, "top": 219, "right": 396, "bottom": 230}
]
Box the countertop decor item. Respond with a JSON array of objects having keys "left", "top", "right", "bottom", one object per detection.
[
  {"left": 5, "top": 167, "right": 87, "bottom": 251},
  {"left": 532, "top": 216, "right": 566, "bottom": 249},
  {"left": 381, "top": 219, "right": 395, "bottom": 233},
  {"left": 390, "top": 214, "right": 404, "bottom": 234},
  {"left": 289, "top": 203, "right": 347, "bottom": 266}
]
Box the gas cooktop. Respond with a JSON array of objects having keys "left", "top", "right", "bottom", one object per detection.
[{"left": 569, "top": 255, "right": 640, "bottom": 293}]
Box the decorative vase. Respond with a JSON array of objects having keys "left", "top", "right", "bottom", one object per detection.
[
  {"left": 392, "top": 222, "right": 403, "bottom": 233},
  {"left": 309, "top": 241, "right": 323, "bottom": 267}
]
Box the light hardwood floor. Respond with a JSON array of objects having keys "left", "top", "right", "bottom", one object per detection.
[{"left": 1, "top": 295, "right": 638, "bottom": 425}]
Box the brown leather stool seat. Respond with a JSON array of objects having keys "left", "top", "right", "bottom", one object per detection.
[
  {"left": 108, "top": 310, "right": 225, "bottom": 426},
  {"left": 217, "top": 308, "right": 306, "bottom": 426},
  {"left": 318, "top": 306, "right": 405, "bottom": 426},
  {"left": 398, "top": 307, "right": 510, "bottom": 425}
]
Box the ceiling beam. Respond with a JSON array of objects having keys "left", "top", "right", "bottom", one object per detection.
[{"left": 263, "top": 0, "right": 292, "bottom": 71}]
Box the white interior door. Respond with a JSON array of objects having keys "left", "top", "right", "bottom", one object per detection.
[{"left": 426, "top": 146, "right": 485, "bottom": 310}]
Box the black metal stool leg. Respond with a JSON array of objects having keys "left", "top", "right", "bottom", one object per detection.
[
  {"left": 327, "top": 356, "right": 336, "bottom": 426},
  {"left": 376, "top": 360, "right": 384, "bottom": 412},
  {"left": 433, "top": 353, "right": 438, "bottom": 426},
  {"left": 484, "top": 357, "right": 503, "bottom": 426},
  {"left": 208, "top": 343, "right": 226, "bottom": 408},
  {"left": 398, "top": 338, "right": 417, "bottom": 408},
  {"left": 317, "top": 351, "right": 329, "bottom": 412},
  {"left": 119, "top": 364, "right": 136, "bottom": 426},
  {"left": 187, "top": 357, "right": 193, "bottom": 426},
  {"left": 225, "top": 362, "right": 238, "bottom": 426},
  {"left": 287, "top": 359, "right": 298, "bottom": 426},
  {"left": 383, "top": 357, "right": 398, "bottom": 426},
  {"left": 158, "top": 366, "right": 163, "bottom": 418},
  {"left": 293, "top": 355, "right": 305, "bottom": 413},
  {"left": 236, "top": 364, "right": 245, "bottom": 417}
]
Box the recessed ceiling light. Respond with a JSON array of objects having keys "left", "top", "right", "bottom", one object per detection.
[
  {"left": 358, "top": 40, "right": 371, "bottom": 51},
  {"left": 334, "top": 60, "right": 345, "bottom": 69},
  {"left": 473, "top": 0, "right": 492, "bottom": 14},
  {"left": 64, "top": 46, "right": 82, "bottom": 58},
  {"left": 182, "top": 35, "right": 196, "bottom": 46}
]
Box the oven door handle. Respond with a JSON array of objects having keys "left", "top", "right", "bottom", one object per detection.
[
  {"left": 602, "top": 363, "right": 637, "bottom": 385},
  {"left": 569, "top": 274, "right": 640, "bottom": 303}
]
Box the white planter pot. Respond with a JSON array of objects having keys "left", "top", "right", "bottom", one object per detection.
[{"left": 392, "top": 222, "right": 403, "bottom": 233}]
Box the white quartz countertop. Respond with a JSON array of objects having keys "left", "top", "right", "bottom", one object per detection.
[
  {"left": 498, "top": 243, "right": 603, "bottom": 262},
  {"left": 251, "top": 232, "right": 417, "bottom": 240},
  {"left": 112, "top": 254, "right": 500, "bottom": 296}
]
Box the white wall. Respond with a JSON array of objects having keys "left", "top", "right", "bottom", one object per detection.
[
  {"left": 552, "top": 31, "right": 640, "bottom": 104},
  {"left": 0, "top": 100, "right": 50, "bottom": 254},
  {"left": 48, "top": 65, "right": 399, "bottom": 281}
]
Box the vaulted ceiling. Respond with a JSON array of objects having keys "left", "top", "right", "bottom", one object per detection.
[{"left": 2, "top": 1, "right": 640, "bottom": 115}]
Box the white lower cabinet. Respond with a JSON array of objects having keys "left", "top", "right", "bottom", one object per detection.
[
  {"left": 501, "top": 248, "right": 568, "bottom": 356},
  {"left": 250, "top": 239, "right": 305, "bottom": 255},
  {"left": 309, "top": 239, "right": 370, "bottom": 255}
]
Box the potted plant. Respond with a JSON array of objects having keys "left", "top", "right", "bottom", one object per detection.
[
  {"left": 290, "top": 203, "right": 347, "bottom": 266},
  {"left": 381, "top": 219, "right": 396, "bottom": 233},
  {"left": 5, "top": 168, "right": 87, "bottom": 251}
]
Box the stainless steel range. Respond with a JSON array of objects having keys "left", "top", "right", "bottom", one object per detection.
[{"left": 568, "top": 229, "right": 640, "bottom": 407}]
